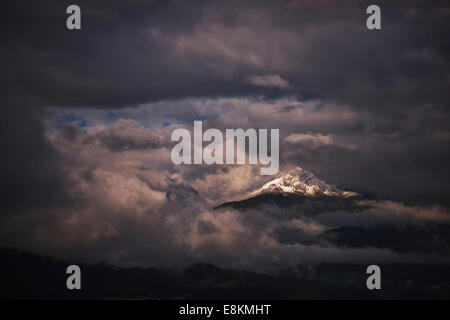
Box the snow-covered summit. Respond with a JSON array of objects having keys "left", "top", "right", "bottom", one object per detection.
[{"left": 255, "top": 167, "right": 358, "bottom": 198}]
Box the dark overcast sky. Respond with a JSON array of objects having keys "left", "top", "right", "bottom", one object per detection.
[{"left": 1, "top": 0, "right": 449, "bottom": 267}]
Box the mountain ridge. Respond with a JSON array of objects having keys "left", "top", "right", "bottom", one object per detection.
[
  {"left": 215, "top": 167, "right": 365, "bottom": 215},
  {"left": 253, "top": 167, "right": 359, "bottom": 198}
]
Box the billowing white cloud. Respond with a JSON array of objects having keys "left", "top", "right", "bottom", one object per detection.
[{"left": 246, "top": 74, "right": 292, "bottom": 90}]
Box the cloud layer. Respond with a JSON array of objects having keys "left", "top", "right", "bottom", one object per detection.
[{"left": 1, "top": 0, "right": 450, "bottom": 270}]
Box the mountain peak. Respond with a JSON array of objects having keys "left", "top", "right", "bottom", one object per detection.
[{"left": 257, "top": 167, "right": 358, "bottom": 198}]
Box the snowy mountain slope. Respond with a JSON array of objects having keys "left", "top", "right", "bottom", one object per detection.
[{"left": 252, "top": 167, "right": 359, "bottom": 198}]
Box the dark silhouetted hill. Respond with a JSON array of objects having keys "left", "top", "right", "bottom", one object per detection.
[{"left": 1, "top": 247, "right": 449, "bottom": 299}]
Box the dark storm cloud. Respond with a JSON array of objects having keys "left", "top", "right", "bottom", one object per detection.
[
  {"left": 0, "top": 93, "right": 67, "bottom": 211},
  {"left": 1, "top": 0, "right": 448, "bottom": 108},
  {"left": 1, "top": 0, "right": 450, "bottom": 269}
]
